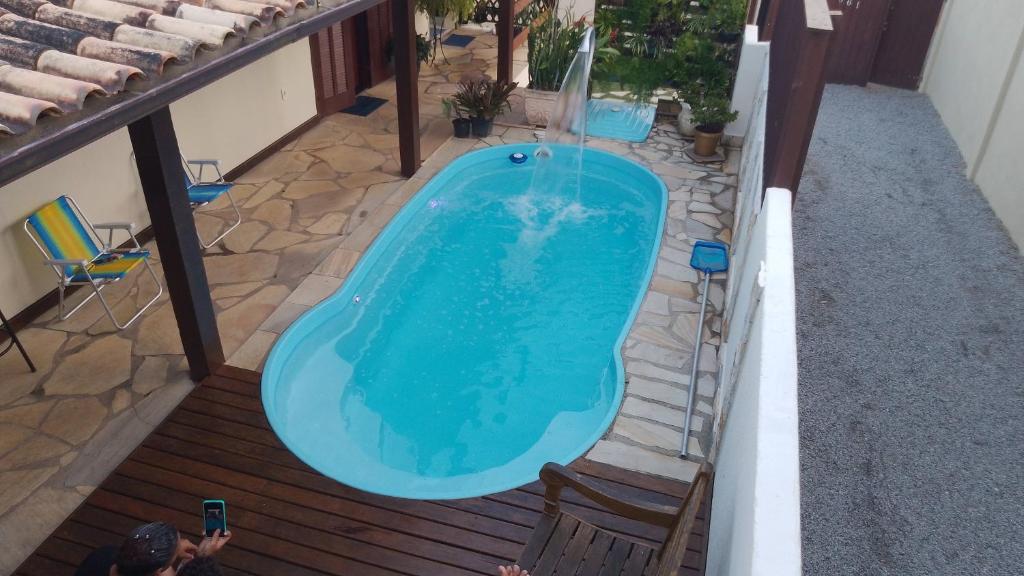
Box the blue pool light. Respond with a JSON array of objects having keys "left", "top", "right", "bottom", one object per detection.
[{"left": 509, "top": 152, "right": 528, "bottom": 164}]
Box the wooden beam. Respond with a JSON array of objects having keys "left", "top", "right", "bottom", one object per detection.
[
  {"left": 391, "top": 0, "right": 420, "bottom": 178},
  {"left": 128, "top": 108, "right": 224, "bottom": 381},
  {"left": 497, "top": 0, "right": 514, "bottom": 84}
]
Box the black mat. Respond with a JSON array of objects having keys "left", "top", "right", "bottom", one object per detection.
[
  {"left": 443, "top": 33, "right": 475, "bottom": 47},
  {"left": 341, "top": 95, "right": 388, "bottom": 117}
]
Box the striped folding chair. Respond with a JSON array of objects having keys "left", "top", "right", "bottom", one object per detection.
[
  {"left": 182, "top": 156, "right": 242, "bottom": 249},
  {"left": 24, "top": 196, "right": 163, "bottom": 330}
]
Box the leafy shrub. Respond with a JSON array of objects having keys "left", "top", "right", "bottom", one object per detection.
[{"left": 453, "top": 78, "right": 519, "bottom": 119}]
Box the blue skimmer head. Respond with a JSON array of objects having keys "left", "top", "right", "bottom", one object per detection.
[{"left": 690, "top": 240, "right": 729, "bottom": 274}]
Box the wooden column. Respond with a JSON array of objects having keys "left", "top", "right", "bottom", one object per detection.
[
  {"left": 763, "top": 0, "right": 833, "bottom": 195},
  {"left": 392, "top": 0, "right": 420, "bottom": 177},
  {"left": 497, "top": 0, "right": 514, "bottom": 84},
  {"left": 128, "top": 107, "right": 224, "bottom": 380}
]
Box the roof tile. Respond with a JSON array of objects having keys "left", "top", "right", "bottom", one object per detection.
[{"left": 0, "top": 0, "right": 307, "bottom": 137}]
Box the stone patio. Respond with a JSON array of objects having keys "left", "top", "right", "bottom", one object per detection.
[{"left": 0, "top": 28, "right": 735, "bottom": 575}]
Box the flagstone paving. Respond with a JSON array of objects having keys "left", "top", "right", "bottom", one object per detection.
[{"left": 0, "top": 28, "right": 736, "bottom": 575}]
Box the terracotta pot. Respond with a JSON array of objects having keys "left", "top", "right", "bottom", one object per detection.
[
  {"left": 524, "top": 88, "right": 558, "bottom": 127},
  {"left": 452, "top": 118, "right": 471, "bottom": 138},
  {"left": 693, "top": 127, "right": 722, "bottom": 156}
]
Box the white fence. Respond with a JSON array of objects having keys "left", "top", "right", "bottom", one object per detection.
[{"left": 703, "top": 38, "right": 802, "bottom": 576}]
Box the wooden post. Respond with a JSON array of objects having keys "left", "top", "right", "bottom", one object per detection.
[
  {"left": 128, "top": 107, "right": 224, "bottom": 380},
  {"left": 497, "top": 0, "right": 514, "bottom": 84},
  {"left": 392, "top": 0, "right": 420, "bottom": 177},
  {"left": 763, "top": 0, "right": 833, "bottom": 196}
]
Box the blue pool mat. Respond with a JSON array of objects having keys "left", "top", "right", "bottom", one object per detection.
[
  {"left": 341, "top": 96, "right": 388, "bottom": 117},
  {"left": 586, "top": 99, "right": 656, "bottom": 142},
  {"left": 442, "top": 33, "right": 475, "bottom": 47}
]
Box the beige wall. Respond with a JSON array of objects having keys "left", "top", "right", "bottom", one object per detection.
[
  {"left": 0, "top": 41, "right": 316, "bottom": 317},
  {"left": 921, "top": 0, "right": 1024, "bottom": 249}
]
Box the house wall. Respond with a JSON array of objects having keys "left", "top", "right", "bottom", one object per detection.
[
  {"left": 920, "top": 0, "right": 1024, "bottom": 249},
  {"left": 0, "top": 41, "right": 317, "bottom": 317}
]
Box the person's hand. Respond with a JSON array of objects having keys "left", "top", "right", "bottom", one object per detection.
[
  {"left": 498, "top": 565, "right": 529, "bottom": 576},
  {"left": 196, "top": 529, "right": 232, "bottom": 557},
  {"left": 176, "top": 537, "right": 198, "bottom": 562}
]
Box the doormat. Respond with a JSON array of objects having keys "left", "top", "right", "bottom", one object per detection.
[
  {"left": 443, "top": 33, "right": 475, "bottom": 47},
  {"left": 341, "top": 96, "right": 388, "bottom": 117}
]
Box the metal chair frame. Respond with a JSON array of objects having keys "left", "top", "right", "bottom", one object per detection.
[
  {"left": 1, "top": 308, "right": 35, "bottom": 372},
  {"left": 183, "top": 157, "right": 242, "bottom": 249},
  {"left": 23, "top": 196, "right": 163, "bottom": 330}
]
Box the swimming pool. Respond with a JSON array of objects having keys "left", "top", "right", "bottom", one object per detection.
[{"left": 262, "top": 143, "right": 666, "bottom": 499}]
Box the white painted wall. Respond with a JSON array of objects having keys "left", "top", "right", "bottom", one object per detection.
[
  {"left": 921, "top": 0, "right": 1024, "bottom": 249},
  {"left": 726, "top": 25, "right": 770, "bottom": 139},
  {"left": 706, "top": 47, "right": 802, "bottom": 574},
  {"left": 0, "top": 41, "right": 317, "bottom": 316},
  {"left": 705, "top": 187, "right": 801, "bottom": 576}
]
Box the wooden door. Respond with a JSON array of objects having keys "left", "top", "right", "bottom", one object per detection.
[
  {"left": 824, "top": 0, "right": 892, "bottom": 85},
  {"left": 870, "top": 0, "right": 944, "bottom": 89},
  {"left": 362, "top": 0, "right": 395, "bottom": 87},
  {"left": 310, "top": 20, "right": 359, "bottom": 114}
]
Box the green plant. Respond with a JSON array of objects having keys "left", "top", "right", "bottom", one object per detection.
[
  {"left": 527, "top": 11, "right": 587, "bottom": 91},
  {"left": 441, "top": 97, "right": 465, "bottom": 119},
  {"left": 453, "top": 78, "right": 518, "bottom": 119},
  {"left": 687, "top": 0, "right": 747, "bottom": 35},
  {"left": 416, "top": 33, "right": 431, "bottom": 65},
  {"left": 683, "top": 83, "right": 738, "bottom": 131},
  {"left": 670, "top": 32, "right": 734, "bottom": 91}
]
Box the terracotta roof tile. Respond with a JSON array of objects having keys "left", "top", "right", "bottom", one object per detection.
[{"left": 0, "top": 0, "right": 313, "bottom": 137}]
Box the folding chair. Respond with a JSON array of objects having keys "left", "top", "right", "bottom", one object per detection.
[
  {"left": 182, "top": 156, "right": 242, "bottom": 249},
  {"left": 24, "top": 196, "right": 163, "bottom": 330}
]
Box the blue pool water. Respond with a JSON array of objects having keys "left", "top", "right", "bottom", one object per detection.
[
  {"left": 262, "top": 144, "right": 665, "bottom": 499},
  {"left": 586, "top": 99, "right": 656, "bottom": 142}
]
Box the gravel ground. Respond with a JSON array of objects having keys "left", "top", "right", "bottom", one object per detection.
[{"left": 793, "top": 84, "right": 1024, "bottom": 576}]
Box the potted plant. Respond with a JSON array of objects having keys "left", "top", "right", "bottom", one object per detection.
[
  {"left": 453, "top": 78, "right": 518, "bottom": 137},
  {"left": 683, "top": 83, "right": 738, "bottom": 156},
  {"left": 442, "top": 97, "right": 472, "bottom": 138},
  {"left": 416, "top": 33, "right": 431, "bottom": 70},
  {"left": 525, "top": 10, "right": 587, "bottom": 126}
]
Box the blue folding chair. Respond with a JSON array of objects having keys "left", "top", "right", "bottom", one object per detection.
[{"left": 182, "top": 156, "right": 242, "bottom": 249}]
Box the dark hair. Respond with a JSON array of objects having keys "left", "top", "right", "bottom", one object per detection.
[
  {"left": 177, "top": 557, "right": 223, "bottom": 576},
  {"left": 115, "top": 522, "right": 179, "bottom": 576}
]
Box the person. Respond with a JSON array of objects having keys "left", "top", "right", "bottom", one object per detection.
[
  {"left": 498, "top": 565, "right": 529, "bottom": 576},
  {"left": 176, "top": 557, "right": 222, "bottom": 576},
  {"left": 74, "top": 522, "right": 231, "bottom": 576}
]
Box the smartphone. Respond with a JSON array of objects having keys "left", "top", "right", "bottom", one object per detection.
[{"left": 202, "top": 499, "right": 227, "bottom": 538}]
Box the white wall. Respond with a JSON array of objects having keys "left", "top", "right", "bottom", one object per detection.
[
  {"left": 0, "top": 41, "right": 317, "bottom": 316},
  {"left": 705, "top": 186, "right": 801, "bottom": 576},
  {"left": 921, "top": 0, "right": 1024, "bottom": 249},
  {"left": 726, "top": 25, "right": 770, "bottom": 139},
  {"left": 705, "top": 44, "right": 802, "bottom": 575}
]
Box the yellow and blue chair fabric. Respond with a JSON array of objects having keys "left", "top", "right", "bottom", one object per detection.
[{"left": 24, "top": 195, "right": 163, "bottom": 330}]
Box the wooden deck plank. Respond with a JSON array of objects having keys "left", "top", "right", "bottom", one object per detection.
[{"left": 14, "top": 367, "right": 706, "bottom": 576}]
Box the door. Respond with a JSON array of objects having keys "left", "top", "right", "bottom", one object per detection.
[
  {"left": 824, "top": 0, "right": 892, "bottom": 85},
  {"left": 362, "top": 0, "right": 394, "bottom": 86},
  {"left": 310, "top": 20, "right": 359, "bottom": 114},
  {"left": 870, "top": 0, "right": 944, "bottom": 89}
]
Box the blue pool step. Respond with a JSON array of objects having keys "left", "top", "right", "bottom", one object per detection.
[{"left": 586, "top": 99, "right": 656, "bottom": 142}]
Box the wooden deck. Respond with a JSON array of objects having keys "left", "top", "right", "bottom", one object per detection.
[{"left": 14, "top": 366, "right": 708, "bottom": 576}]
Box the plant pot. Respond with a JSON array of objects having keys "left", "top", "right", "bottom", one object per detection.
[
  {"left": 676, "top": 103, "right": 695, "bottom": 137},
  {"left": 716, "top": 30, "right": 742, "bottom": 43},
  {"left": 524, "top": 88, "right": 558, "bottom": 127},
  {"left": 452, "top": 118, "right": 472, "bottom": 138},
  {"left": 694, "top": 126, "right": 723, "bottom": 157},
  {"left": 471, "top": 117, "right": 493, "bottom": 137}
]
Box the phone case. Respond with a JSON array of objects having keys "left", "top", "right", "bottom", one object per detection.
[{"left": 202, "top": 499, "right": 227, "bottom": 537}]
